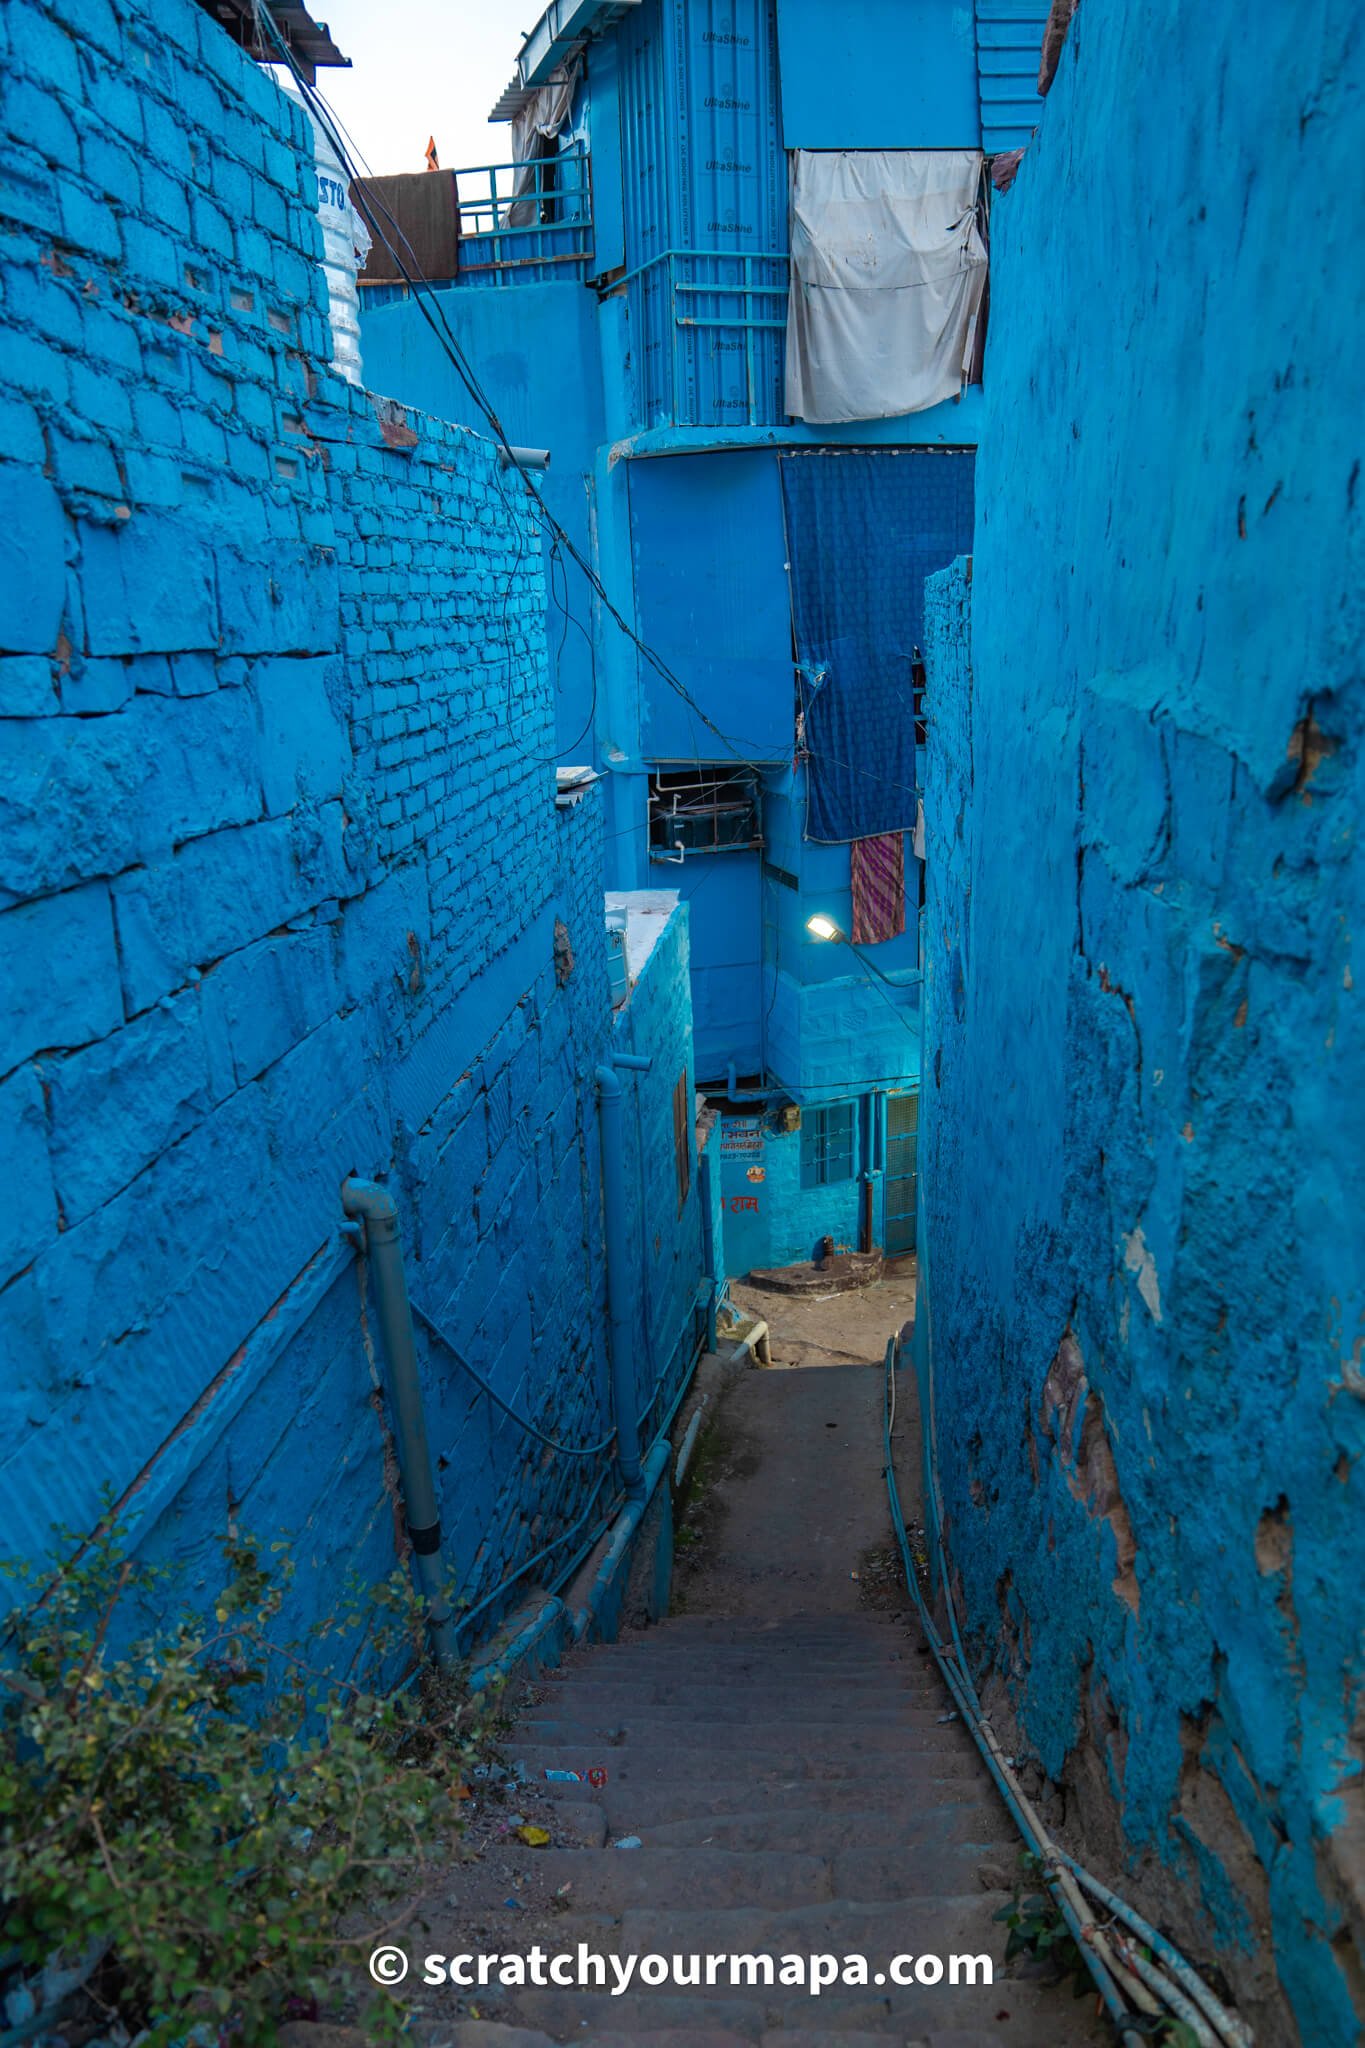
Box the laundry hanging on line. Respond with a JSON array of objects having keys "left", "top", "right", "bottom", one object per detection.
[
  {"left": 785, "top": 148, "right": 987, "bottom": 424},
  {"left": 851, "top": 833, "right": 906, "bottom": 946}
]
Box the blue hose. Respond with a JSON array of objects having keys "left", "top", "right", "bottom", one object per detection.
[{"left": 882, "top": 1336, "right": 1151, "bottom": 2048}]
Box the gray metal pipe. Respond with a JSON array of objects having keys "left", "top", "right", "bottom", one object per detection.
[
  {"left": 498, "top": 444, "right": 551, "bottom": 471},
  {"left": 341, "top": 1177, "right": 457, "bottom": 1669},
  {"left": 595, "top": 1054, "right": 651, "bottom": 1500}
]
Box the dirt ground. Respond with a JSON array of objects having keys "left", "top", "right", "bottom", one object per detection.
[{"left": 729, "top": 1256, "right": 917, "bottom": 1369}]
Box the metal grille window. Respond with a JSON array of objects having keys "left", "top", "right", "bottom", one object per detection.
[
  {"left": 885, "top": 1091, "right": 919, "bottom": 1255},
  {"left": 800, "top": 1102, "right": 855, "bottom": 1189},
  {"left": 649, "top": 768, "right": 761, "bottom": 861}
]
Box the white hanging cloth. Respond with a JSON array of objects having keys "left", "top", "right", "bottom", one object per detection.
[
  {"left": 785, "top": 149, "right": 987, "bottom": 423},
  {"left": 506, "top": 57, "right": 583, "bottom": 226}
]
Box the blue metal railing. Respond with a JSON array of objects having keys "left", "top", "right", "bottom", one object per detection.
[
  {"left": 618, "top": 246, "right": 790, "bottom": 428},
  {"left": 454, "top": 146, "right": 593, "bottom": 286}
]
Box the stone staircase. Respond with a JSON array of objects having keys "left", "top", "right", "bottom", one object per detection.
[
  {"left": 460, "top": 1608, "right": 1106, "bottom": 2045},
  {"left": 414, "top": 1363, "right": 1107, "bottom": 2048}
]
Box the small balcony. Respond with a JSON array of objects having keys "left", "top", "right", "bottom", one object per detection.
[
  {"left": 454, "top": 146, "right": 593, "bottom": 287},
  {"left": 624, "top": 247, "right": 790, "bottom": 428}
]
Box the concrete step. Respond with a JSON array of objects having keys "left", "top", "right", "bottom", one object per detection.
[
  {"left": 502, "top": 1977, "right": 1092, "bottom": 2041},
  {"left": 578, "top": 1638, "right": 933, "bottom": 1667},
  {"left": 442, "top": 2028, "right": 559, "bottom": 2048},
  {"left": 511, "top": 1720, "right": 975, "bottom": 1763},
  {"left": 508, "top": 1744, "right": 984, "bottom": 1786},
  {"left": 536, "top": 1774, "right": 997, "bottom": 1830},
  {"left": 756, "top": 2036, "right": 889, "bottom": 2048},
  {"left": 639, "top": 1805, "right": 1008, "bottom": 1855},
  {"left": 633, "top": 1632, "right": 910, "bottom": 1655},
  {"left": 648, "top": 1613, "right": 904, "bottom": 1630},
  {"left": 500, "top": 1989, "right": 896, "bottom": 2042},
  {"left": 577, "top": 2034, "right": 752, "bottom": 2048},
  {"left": 576, "top": 1894, "right": 1011, "bottom": 1967},
  {"left": 498, "top": 1991, "right": 766, "bottom": 2041},
  {"left": 555, "top": 1658, "right": 934, "bottom": 1690},
  {"left": 520, "top": 1840, "right": 1008, "bottom": 1910},
  {"left": 636, "top": 1630, "right": 914, "bottom": 1655},
  {"left": 531, "top": 1846, "right": 832, "bottom": 1910},
  {"left": 523, "top": 1697, "right": 950, "bottom": 1729},
  {"left": 588, "top": 1630, "right": 929, "bottom": 1655},
  {"left": 577, "top": 2035, "right": 752, "bottom": 2048},
  {"left": 536, "top": 1679, "right": 946, "bottom": 1712}
]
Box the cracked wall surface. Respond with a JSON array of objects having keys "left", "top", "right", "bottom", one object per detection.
[
  {"left": 0, "top": 0, "right": 704, "bottom": 1657},
  {"left": 919, "top": 3, "right": 1363, "bottom": 2041}
]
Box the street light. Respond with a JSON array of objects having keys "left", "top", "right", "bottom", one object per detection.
[{"left": 805, "top": 911, "right": 921, "bottom": 994}]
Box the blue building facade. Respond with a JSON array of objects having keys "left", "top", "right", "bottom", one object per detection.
[
  {"left": 0, "top": 0, "right": 709, "bottom": 1664},
  {"left": 917, "top": 4, "right": 1364, "bottom": 2041},
  {"left": 361, "top": 0, "right": 1051, "bottom": 1277}
]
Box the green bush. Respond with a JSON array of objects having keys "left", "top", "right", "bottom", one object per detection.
[{"left": 0, "top": 1520, "right": 495, "bottom": 2045}]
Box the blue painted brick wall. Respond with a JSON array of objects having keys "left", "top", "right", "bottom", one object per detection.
[
  {"left": 919, "top": 5, "right": 1363, "bottom": 2038},
  {"left": 0, "top": 0, "right": 704, "bottom": 1659},
  {"left": 608, "top": 898, "right": 706, "bottom": 1444}
]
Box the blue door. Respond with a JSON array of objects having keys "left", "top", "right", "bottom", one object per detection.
[{"left": 884, "top": 1091, "right": 919, "bottom": 1255}]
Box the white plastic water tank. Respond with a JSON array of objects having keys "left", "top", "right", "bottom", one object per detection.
[
  {"left": 294, "top": 97, "right": 371, "bottom": 385},
  {"left": 605, "top": 909, "right": 630, "bottom": 1008}
]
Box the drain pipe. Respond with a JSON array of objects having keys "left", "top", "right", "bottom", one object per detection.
[
  {"left": 341, "top": 1178, "right": 456, "bottom": 1669},
  {"left": 725, "top": 1060, "right": 767, "bottom": 1103},
  {"left": 595, "top": 1053, "right": 652, "bottom": 1500}
]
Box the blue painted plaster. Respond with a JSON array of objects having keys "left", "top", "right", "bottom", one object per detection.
[
  {"left": 919, "top": 5, "right": 1364, "bottom": 2037},
  {"left": 776, "top": 0, "right": 982, "bottom": 151}
]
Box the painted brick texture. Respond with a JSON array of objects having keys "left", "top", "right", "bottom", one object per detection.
[
  {"left": 0, "top": 0, "right": 701, "bottom": 1653},
  {"left": 608, "top": 902, "right": 706, "bottom": 1445},
  {"left": 919, "top": 6, "right": 1363, "bottom": 2041}
]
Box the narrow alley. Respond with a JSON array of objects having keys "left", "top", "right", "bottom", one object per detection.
[{"left": 387, "top": 1299, "right": 1106, "bottom": 2047}]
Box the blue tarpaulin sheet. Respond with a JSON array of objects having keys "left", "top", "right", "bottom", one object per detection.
[{"left": 779, "top": 450, "right": 975, "bottom": 842}]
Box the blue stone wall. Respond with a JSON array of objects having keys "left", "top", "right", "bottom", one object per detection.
[
  {"left": 608, "top": 899, "right": 707, "bottom": 1442},
  {"left": 919, "top": 5, "right": 1363, "bottom": 2038},
  {"left": 718, "top": 1116, "right": 862, "bottom": 1278},
  {"left": 0, "top": 0, "right": 703, "bottom": 1658}
]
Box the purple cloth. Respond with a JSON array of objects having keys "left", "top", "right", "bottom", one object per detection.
[{"left": 851, "top": 833, "right": 906, "bottom": 945}]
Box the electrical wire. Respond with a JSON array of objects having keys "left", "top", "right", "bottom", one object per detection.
[
  {"left": 411, "top": 1300, "right": 615, "bottom": 1459},
  {"left": 532, "top": 529, "right": 599, "bottom": 764},
  {"left": 883, "top": 1337, "right": 1251, "bottom": 2048}
]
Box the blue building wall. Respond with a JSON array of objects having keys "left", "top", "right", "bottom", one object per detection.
[
  {"left": 353, "top": 0, "right": 1059, "bottom": 1276},
  {"left": 974, "top": 2, "right": 1053, "bottom": 151},
  {"left": 0, "top": 0, "right": 704, "bottom": 1659},
  {"left": 676, "top": 851, "right": 764, "bottom": 1084},
  {"left": 919, "top": 4, "right": 1364, "bottom": 2038},
  {"left": 776, "top": 0, "right": 981, "bottom": 149},
  {"left": 608, "top": 898, "right": 709, "bottom": 1438}
]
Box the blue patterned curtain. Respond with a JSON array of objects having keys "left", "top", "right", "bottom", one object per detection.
[{"left": 779, "top": 449, "right": 975, "bottom": 842}]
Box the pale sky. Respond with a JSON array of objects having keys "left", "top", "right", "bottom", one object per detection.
[{"left": 287, "top": 2, "right": 523, "bottom": 178}]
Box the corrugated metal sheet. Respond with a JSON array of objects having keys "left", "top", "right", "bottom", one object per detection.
[
  {"left": 618, "top": 0, "right": 783, "bottom": 262},
  {"left": 974, "top": 1, "right": 1049, "bottom": 153},
  {"left": 617, "top": 0, "right": 786, "bottom": 425}
]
